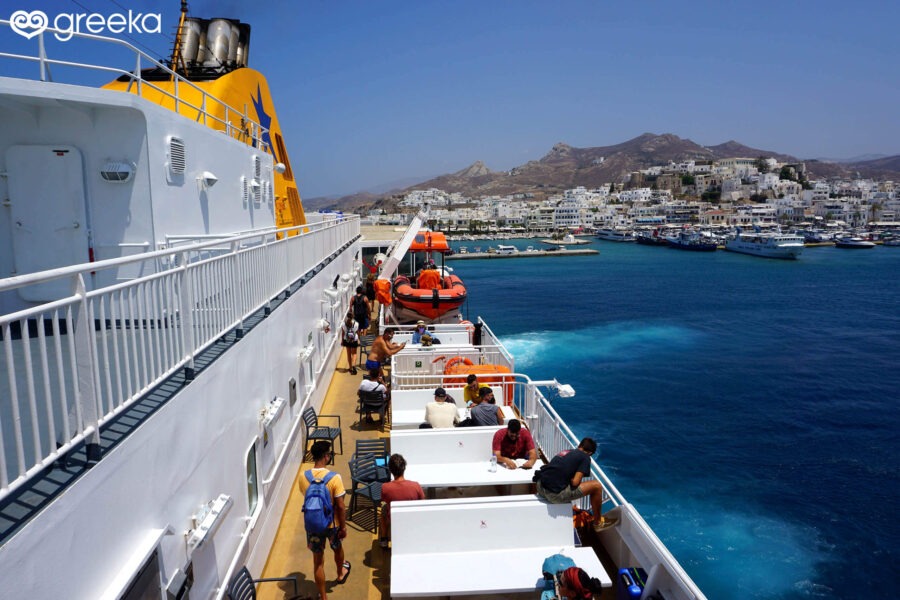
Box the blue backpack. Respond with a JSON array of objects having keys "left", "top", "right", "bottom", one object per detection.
[{"left": 302, "top": 470, "right": 337, "bottom": 534}]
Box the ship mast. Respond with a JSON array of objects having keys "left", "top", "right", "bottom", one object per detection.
[{"left": 170, "top": 0, "right": 189, "bottom": 77}]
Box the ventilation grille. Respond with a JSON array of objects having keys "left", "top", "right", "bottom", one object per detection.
[
  {"left": 252, "top": 155, "right": 261, "bottom": 179},
  {"left": 168, "top": 137, "right": 186, "bottom": 174},
  {"left": 241, "top": 176, "right": 249, "bottom": 207}
]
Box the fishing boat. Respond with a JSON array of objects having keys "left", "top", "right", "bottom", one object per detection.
[
  {"left": 724, "top": 230, "right": 805, "bottom": 259},
  {"left": 635, "top": 229, "right": 669, "bottom": 247},
  {"left": 388, "top": 231, "right": 468, "bottom": 322},
  {"left": 665, "top": 229, "right": 718, "bottom": 251},
  {"left": 0, "top": 11, "right": 706, "bottom": 600},
  {"left": 834, "top": 236, "right": 876, "bottom": 249}
]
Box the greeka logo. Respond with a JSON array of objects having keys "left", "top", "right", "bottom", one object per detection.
[{"left": 9, "top": 9, "right": 161, "bottom": 42}]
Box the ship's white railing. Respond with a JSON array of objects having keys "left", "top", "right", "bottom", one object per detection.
[
  {"left": 389, "top": 371, "right": 706, "bottom": 600},
  {"left": 387, "top": 371, "right": 625, "bottom": 509},
  {"left": 0, "top": 19, "right": 268, "bottom": 151},
  {"left": 0, "top": 217, "right": 359, "bottom": 497}
]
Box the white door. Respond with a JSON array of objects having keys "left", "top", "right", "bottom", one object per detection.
[{"left": 5, "top": 145, "right": 90, "bottom": 302}]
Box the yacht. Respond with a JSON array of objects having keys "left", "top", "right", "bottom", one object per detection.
[
  {"left": 834, "top": 236, "right": 876, "bottom": 249},
  {"left": 0, "top": 12, "right": 706, "bottom": 600},
  {"left": 725, "top": 231, "right": 805, "bottom": 260},
  {"left": 595, "top": 228, "right": 636, "bottom": 242}
]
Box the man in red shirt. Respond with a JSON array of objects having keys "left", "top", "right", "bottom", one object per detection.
[
  {"left": 491, "top": 419, "right": 537, "bottom": 470},
  {"left": 379, "top": 453, "right": 425, "bottom": 548}
]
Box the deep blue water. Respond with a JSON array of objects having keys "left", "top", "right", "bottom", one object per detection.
[{"left": 452, "top": 239, "right": 900, "bottom": 599}]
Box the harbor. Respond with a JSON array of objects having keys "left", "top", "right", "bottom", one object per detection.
[{"left": 448, "top": 248, "right": 598, "bottom": 259}]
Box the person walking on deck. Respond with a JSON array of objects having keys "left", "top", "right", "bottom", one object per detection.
[
  {"left": 340, "top": 313, "right": 360, "bottom": 375},
  {"left": 299, "top": 441, "right": 351, "bottom": 598}
]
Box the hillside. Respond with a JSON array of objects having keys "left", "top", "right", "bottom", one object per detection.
[{"left": 308, "top": 133, "right": 900, "bottom": 211}]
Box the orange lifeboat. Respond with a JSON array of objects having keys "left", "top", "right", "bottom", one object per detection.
[{"left": 392, "top": 272, "right": 467, "bottom": 321}]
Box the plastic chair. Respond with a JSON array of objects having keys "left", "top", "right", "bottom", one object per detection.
[
  {"left": 354, "top": 438, "right": 389, "bottom": 463},
  {"left": 357, "top": 389, "right": 389, "bottom": 430},
  {"left": 348, "top": 453, "right": 383, "bottom": 533},
  {"left": 357, "top": 333, "right": 377, "bottom": 367},
  {"left": 226, "top": 565, "right": 303, "bottom": 600},
  {"left": 302, "top": 407, "right": 342, "bottom": 463}
]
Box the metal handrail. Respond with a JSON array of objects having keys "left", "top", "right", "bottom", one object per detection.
[
  {"left": 0, "top": 217, "right": 359, "bottom": 496},
  {"left": 0, "top": 19, "right": 266, "bottom": 149}
]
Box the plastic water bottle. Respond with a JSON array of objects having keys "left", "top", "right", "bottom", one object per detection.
[{"left": 489, "top": 455, "right": 497, "bottom": 472}]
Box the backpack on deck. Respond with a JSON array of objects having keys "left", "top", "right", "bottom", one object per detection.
[{"left": 302, "top": 470, "right": 337, "bottom": 534}]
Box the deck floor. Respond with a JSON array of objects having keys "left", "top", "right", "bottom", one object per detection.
[{"left": 258, "top": 341, "right": 389, "bottom": 600}]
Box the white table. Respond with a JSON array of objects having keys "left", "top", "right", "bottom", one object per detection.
[{"left": 403, "top": 457, "right": 544, "bottom": 489}]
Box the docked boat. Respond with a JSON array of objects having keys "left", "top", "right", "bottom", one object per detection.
[
  {"left": 835, "top": 236, "right": 876, "bottom": 249},
  {"left": 666, "top": 229, "right": 718, "bottom": 251},
  {"left": 725, "top": 231, "right": 805, "bottom": 259},
  {"left": 0, "top": 11, "right": 706, "bottom": 600},
  {"left": 595, "top": 228, "right": 636, "bottom": 242},
  {"left": 541, "top": 233, "right": 591, "bottom": 245},
  {"left": 388, "top": 231, "right": 468, "bottom": 322},
  {"left": 635, "top": 229, "right": 669, "bottom": 247}
]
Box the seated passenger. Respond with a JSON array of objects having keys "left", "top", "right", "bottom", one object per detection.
[
  {"left": 357, "top": 369, "right": 389, "bottom": 423},
  {"left": 533, "top": 437, "right": 617, "bottom": 533},
  {"left": 492, "top": 419, "right": 537, "bottom": 469},
  {"left": 379, "top": 453, "right": 425, "bottom": 549},
  {"left": 411, "top": 320, "right": 440, "bottom": 345},
  {"left": 424, "top": 387, "right": 458, "bottom": 429},
  {"left": 470, "top": 386, "right": 504, "bottom": 426},
  {"left": 463, "top": 373, "right": 489, "bottom": 407}
]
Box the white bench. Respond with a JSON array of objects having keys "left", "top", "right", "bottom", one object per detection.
[
  {"left": 390, "top": 427, "right": 543, "bottom": 488},
  {"left": 390, "top": 494, "right": 610, "bottom": 597},
  {"left": 391, "top": 388, "right": 513, "bottom": 430}
]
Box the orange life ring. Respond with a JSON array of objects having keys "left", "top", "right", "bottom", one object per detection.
[{"left": 443, "top": 356, "right": 473, "bottom": 373}]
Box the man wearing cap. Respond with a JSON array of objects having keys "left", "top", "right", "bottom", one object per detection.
[
  {"left": 470, "top": 386, "right": 504, "bottom": 426},
  {"left": 492, "top": 419, "right": 537, "bottom": 469},
  {"left": 424, "top": 387, "right": 458, "bottom": 429}
]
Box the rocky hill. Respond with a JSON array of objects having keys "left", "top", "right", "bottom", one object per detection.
[{"left": 309, "top": 133, "right": 900, "bottom": 211}]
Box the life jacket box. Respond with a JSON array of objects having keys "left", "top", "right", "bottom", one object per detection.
[{"left": 616, "top": 567, "right": 647, "bottom": 600}]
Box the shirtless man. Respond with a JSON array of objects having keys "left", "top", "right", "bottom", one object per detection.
[{"left": 365, "top": 327, "right": 406, "bottom": 374}]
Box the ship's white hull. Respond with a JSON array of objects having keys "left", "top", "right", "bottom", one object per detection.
[{"left": 725, "top": 234, "right": 804, "bottom": 259}]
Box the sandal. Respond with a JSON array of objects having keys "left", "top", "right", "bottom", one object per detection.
[
  {"left": 592, "top": 515, "right": 619, "bottom": 532},
  {"left": 337, "top": 560, "right": 351, "bottom": 584}
]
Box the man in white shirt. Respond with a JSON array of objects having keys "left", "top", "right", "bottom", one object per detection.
[
  {"left": 358, "top": 369, "right": 388, "bottom": 423},
  {"left": 424, "top": 387, "right": 458, "bottom": 429}
]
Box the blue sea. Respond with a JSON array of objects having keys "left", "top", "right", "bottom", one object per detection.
[{"left": 452, "top": 239, "right": 900, "bottom": 599}]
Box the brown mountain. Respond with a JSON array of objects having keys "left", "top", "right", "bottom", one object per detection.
[{"left": 311, "top": 133, "right": 900, "bottom": 211}]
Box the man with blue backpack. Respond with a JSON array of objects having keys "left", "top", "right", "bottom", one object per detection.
[{"left": 299, "top": 441, "right": 351, "bottom": 599}]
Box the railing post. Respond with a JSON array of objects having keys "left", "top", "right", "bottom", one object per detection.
[
  {"left": 178, "top": 252, "right": 196, "bottom": 381},
  {"left": 38, "top": 32, "right": 50, "bottom": 81},
  {"left": 230, "top": 240, "right": 244, "bottom": 339},
  {"left": 72, "top": 274, "right": 102, "bottom": 463}
]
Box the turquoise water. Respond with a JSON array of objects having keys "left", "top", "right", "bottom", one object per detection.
[{"left": 452, "top": 239, "right": 900, "bottom": 599}]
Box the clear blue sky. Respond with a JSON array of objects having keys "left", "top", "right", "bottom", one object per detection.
[{"left": 5, "top": 0, "right": 899, "bottom": 198}]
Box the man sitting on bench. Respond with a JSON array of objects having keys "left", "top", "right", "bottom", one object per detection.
[
  {"left": 533, "top": 437, "right": 618, "bottom": 532},
  {"left": 492, "top": 419, "right": 537, "bottom": 470}
]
